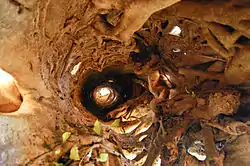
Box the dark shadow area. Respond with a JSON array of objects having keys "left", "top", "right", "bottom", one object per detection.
[{"left": 80, "top": 68, "right": 145, "bottom": 120}]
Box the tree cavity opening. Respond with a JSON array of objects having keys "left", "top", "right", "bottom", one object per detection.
[{"left": 80, "top": 68, "right": 145, "bottom": 120}]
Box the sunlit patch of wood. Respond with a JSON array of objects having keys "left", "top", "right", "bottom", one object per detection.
[{"left": 0, "top": 68, "right": 22, "bottom": 113}]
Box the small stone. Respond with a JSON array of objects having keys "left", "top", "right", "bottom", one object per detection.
[
  {"left": 215, "top": 141, "right": 225, "bottom": 151},
  {"left": 187, "top": 140, "right": 206, "bottom": 161}
]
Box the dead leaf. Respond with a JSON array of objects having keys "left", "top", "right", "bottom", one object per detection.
[
  {"left": 97, "top": 152, "right": 109, "bottom": 162},
  {"left": 70, "top": 145, "right": 80, "bottom": 161},
  {"left": 62, "top": 132, "right": 71, "bottom": 143},
  {"left": 111, "top": 119, "right": 120, "bottom": 128},
  {"left": 93, "top": 120, "right": 101, "bottom": 135}
]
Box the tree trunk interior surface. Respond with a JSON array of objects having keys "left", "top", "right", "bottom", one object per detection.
[{"left": 1, "top": 0, "right": 250, "bottom": 165}]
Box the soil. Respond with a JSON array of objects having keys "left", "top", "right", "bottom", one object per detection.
[{"left": 0, "top": 0, "right": 250, "bottom": 166}]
